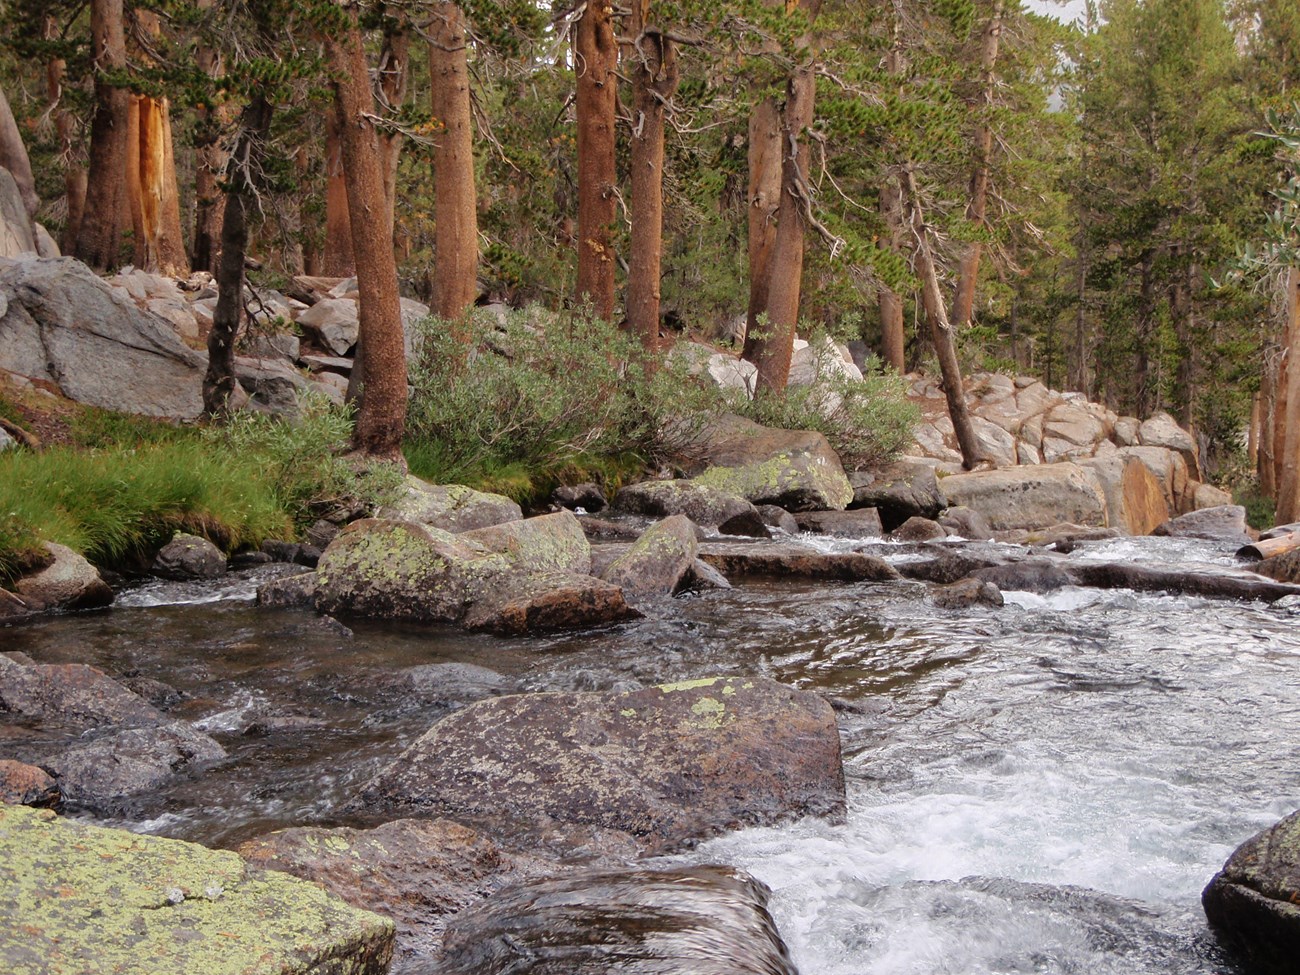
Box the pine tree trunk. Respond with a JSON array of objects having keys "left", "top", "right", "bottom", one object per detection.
[
  {"left": 323, "top": 111, "right": 356, "bottom": 277},
  {"left": 877, "top": 179, "right": 906, "bottom": 371},
  {"left": 1135, "top": 253, "right": 1155, "bottom": 417},
  {"left": 192, "top": 24, "right": 226, "bottom": 276},
  {"left": 44, "top": 25, "right": 86, "bottom": 253},
  {"left": 377, "top": 25, "right": 409, "bottom": 227},
  {"left": 951, "top": 0, "right": 1004, "bottom": 330},
  {"left": 1277, "top": 268, "right": 1300, "bottom": 523},
  {"left": 1260, "top": 349, "right": 1277, "bottom": 499},
  {"left": 742, "top": 97, "right": 781, "bottom": 354},
  {"left": 903, "top": 166, "right": 985, "bottom": 469},
  {"left": 575, "top": 0, "right": 617, "bottom": 320},
  {"left": 625, "top": 0, "right": 678, "bottom": 353},
  {"left": 0, "top": 84, "right": 38, "bottom": 219},
  {"left": 429, "top": 2, "right": 479, "bottom": 324},
  {"left": 325, "top": 8, "right": 408, "bottom": 460},
  {"left": 75, "top": 0, "right": 130, "bottom": 270},
  {"left": 204, "top": 94, "right": 273, "bottom": 417}
]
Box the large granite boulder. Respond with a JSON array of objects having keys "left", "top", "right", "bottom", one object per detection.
[
  {"left": 436, "top": 866, "right": 798, "bottom": 975},
  {"left": 1138, "top": 410, "right": 1200, "bottom": 479},
  {"left": 601, "top": 514, "right": 698, "bottom": 596},
  {"left": 613, "top": 479, "right": 759, "bottom": 528},
  {"left": 0, "top": 804, "right": 394, "bottom": 975},
  {"left": 12, "top": 542, "right": 113, "bottom": 612},
  {"left": 233, "top": 356, "right": 310, "bottom": 417},
  {"left": 296, "top": 297, "right": 360, "bottom": 355},
  {"left": 1202, "top": 809, "right": 1300, "bottom": 975},
  {"left": 849, "top": 461, "right": 947, "bottom": 530},
  {"left": 0, "top": 257, "right": 205, "bottom": 418},
  {"left": 312, "top": 516, "right": 635, "bottom": 633},
  {"left": 240, "top": 818, "right": 553, "bottom": 966},
  {"left": 353, "top": 677, "right": 845, "bottom": 854},
  {"left": 1079, "top": 454, "right": 1170, "bottom": 536},
  {"left": 379, "top": 477, "right": 522, "bottom": 533},
  {"left": 937, "top": 463, "right": 1107, "bottom": 532},
  {"left": 1152, "top": 505, "right": 1251, "bottom": 546},
  {"left": 686, "top": 415, "right": 854, "bottom": 511}
]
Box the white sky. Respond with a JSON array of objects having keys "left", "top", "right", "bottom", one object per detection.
[{"left": 1025, "top": 0, "right": 1089, "bottom": 24}]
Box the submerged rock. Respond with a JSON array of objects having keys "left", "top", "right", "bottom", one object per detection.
[
  {"left": 889, "top": 516, "right": 947, "bottom": 542},
  {"left": 0, "top": 804, "right": 395, "bottom": 975},
  {"left": 697, "top": 543, "right": 899, "bottom": 583},
  {"left": 931, "top": 578, "right": 1004, "bottom": 609},
  {"left": 151, "top": 532, "right": 227, "bottom": 581},
  {"left": 433, "top": 866, "right": 798, "bottom": 975},
  {"left": 241, "top": 817, "right": 552, "bottom": 966},
  {"left": 0, "top": 654, "right": 164, "bottom": 730},
  {"left": 1203, "top": 809, "right": 1300, "bottom": 975},
  {"left": 353, "top": 676, "right": 845, "bottom": 854},
  {"left": 971, "top": 559, "right": 1073, "bottom": 594},
  {"left": 1067, "top": 561, "right": 1300, "bottom": 602}
]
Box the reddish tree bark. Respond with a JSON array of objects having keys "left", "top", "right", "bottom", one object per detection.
[
  {"left": 323, "top": 111, "right": 356, "bottom": 277},
  {"left": 742, "top": 96, "right": 781, "bottom": 353},
  {"left": 429, "top": 2, "right": 479, "bottom": 323},
  {"left": 192, "top": 17, "right": 227, "bottom": 276},
  {"left": 625, "top": 0, "right": 679, "bottom": 352},
  {"left": 951, "top": 0, "right": 1005, "bottom": 330},
  {"left": 877, "top": 178, "right": 906, "bottom": 371},
  {"left": 127, "top": 94, "right": 189, "bottom": 275},
  {"left": 575, "top": 0, "right": 617, "bottom": 320},
  {"left": 1277, "top": 268, "right": 1300, "bottom": 523},
  {"left": 324, "top": 5, "right": 409, "bottom": 460},
  {"left": 75, "top": 0, "right": 131, "bottom": 270}
]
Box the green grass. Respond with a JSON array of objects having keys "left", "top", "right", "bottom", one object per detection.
[{"left": 0, "top": 396, "right": 404, "bottom": 586}]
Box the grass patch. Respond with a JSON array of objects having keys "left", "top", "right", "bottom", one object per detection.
[{"left": 0, "top": 395, "right": 404, "bottom": 585}]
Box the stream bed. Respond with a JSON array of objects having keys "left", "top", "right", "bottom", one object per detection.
[{"left": 4, "top": 534, "right": 1298, "bottom": 974}]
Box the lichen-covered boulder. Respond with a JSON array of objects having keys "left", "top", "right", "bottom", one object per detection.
[
  {"left": 688, "top": 415, "right": 853, "bottom": 512},
  {"left": 152, "top": 532, "right": 227, "bottom": 581},
  {"left": 256, "top": 570, "right": 317, "bottom": 609},
  {"left": 379, "top": 476, "right": 522, "bottom": 533},
  {"left": 601, "top": 514, "right": 698, "bottom": 596},
  {"left": 436, "top": 866, "right": 799, "bottom": 975},
  {"left": 12, "top": 542, "right": 112, "bottom": 612},
  {"left": 938, "top": 463, "right": 1107, "bottom": 532},
  {"left": 1203, "top": 809, "right": 1300, "bottom": 975},
  {"left": 460, "top": 510, "right": 592, "bottom": 576},
  {"left": 613, "top": 479, "right": 759, "bottom": 528},
  {"left": 240, "top": 818, "right": 553, "bottom": 966},
  {"left": 353, "top": 677, "right": 845, "bottom": 854},
  {"left": 0, "top": 804, "right": 394, "bottom": 975},
  {"left": 313, "top": 516, "right": 633, "bottom": 633}
]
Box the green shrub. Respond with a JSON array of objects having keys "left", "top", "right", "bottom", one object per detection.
[
  {"left": 727, "top": 331, "right": 919, "bottom": 470},
  {"left": 404, "top": 309, "right": 724, "bottom": 501}
]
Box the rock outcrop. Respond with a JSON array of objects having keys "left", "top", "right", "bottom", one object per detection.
[
  {"left": 353, "top": 676, "right": 845, "bottom": 854},
  {"left": 1203, "top": 809, "right": 1300, "bottom": 975},
  {"left": 0, "top": 257, "right": 206, "bottom": 418},
  {"left": 0, "top": 804, "right": 395, "bottom": 975},
  {"left": 937, "top": 463, "right": 1108, "bottom": 532}
]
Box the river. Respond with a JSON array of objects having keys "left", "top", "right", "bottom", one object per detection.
[{"left": 5, "top": 533, "right": 1297, "bottom": 974}]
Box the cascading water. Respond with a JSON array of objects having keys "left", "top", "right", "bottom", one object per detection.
[{"left": 4, "top": 535, "right": 1296, "bottom": 974}]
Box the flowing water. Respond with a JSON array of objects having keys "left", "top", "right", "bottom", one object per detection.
[{"left": 5, "top": 536, "right": 1298, "bottom": 974}]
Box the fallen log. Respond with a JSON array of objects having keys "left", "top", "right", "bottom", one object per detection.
[
  {"left": 1238, "top": 531, "right": 1300, "bottom": 561},
  {"left": 1067, "top": 562, "right": 1300, "bottom": 602}
]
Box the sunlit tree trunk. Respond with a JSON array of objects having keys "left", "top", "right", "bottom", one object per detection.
[
  {"left": 75, "top": 0, "right": 131, "bottom": 270},
  {"left": 429, "top": 2, "right": 478, "bottom": 324},
  {"left": 951, "top": 0, "right": 1004, "bottom": 330},
  {"left": 325, "top": 5, "right": 408, "bottom": 460},
  {"left": 903, "top": 165, "right": 984, "bottom": 469},
  {"left": 625, "top": 0, "right": 679, "bottom": 352},
  {"left": 575, "top": 0, "right": 617, "bottom": 319},
  {"left": 127, "top": 92, "right": 189, "bottom": 275}
]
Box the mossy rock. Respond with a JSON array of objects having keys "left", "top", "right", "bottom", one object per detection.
[
  {"left": 0, "top": 805, "right": 394, "bottom": 974},
  {"left": 601, "top": 514, "right": 698, "bottom": 596},
  {"left": 379, "top": 477, "right": 522, "bottom": 533}
]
